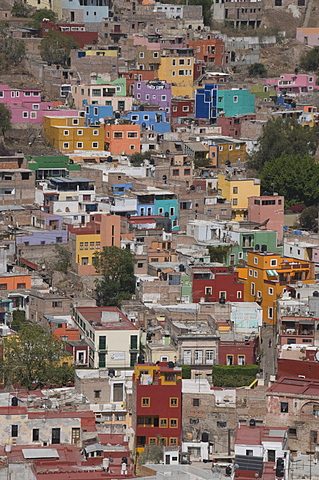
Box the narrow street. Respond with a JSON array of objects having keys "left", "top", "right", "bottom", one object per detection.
[{"left": 260, "top": 323, "right": 278, "bottom": 385}]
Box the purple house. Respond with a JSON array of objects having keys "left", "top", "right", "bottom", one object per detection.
[
  {"left": 16, "top": 227, "right": 68, "bottom": 246},
  {"left": 133, "top": 80, "right": 172, "bottom": 113},
  {"left": 0, "top": 85, "right": 80, "bottom": 124},
  {"left": 264, "top": 74, "right": 317, "bottom": 94}
]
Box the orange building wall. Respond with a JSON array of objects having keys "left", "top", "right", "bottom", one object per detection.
[
  {"left": 0, "top": 275, "right": 31, "bottom": 291},
  {"left": 50, "top": 322, "right": 80, "bottom": 341},
  {"left": 105, "top": 124, "right": 140, "bottom": 155}
]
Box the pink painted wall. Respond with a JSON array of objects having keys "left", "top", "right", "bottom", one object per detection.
[{"left": 248, "top": 195, "right": 284, "bottom": 242}]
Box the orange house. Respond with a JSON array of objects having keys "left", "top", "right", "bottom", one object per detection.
[
  {"left": 49, "top": 319, "right": 80, "bottom": 341},
  {"left": 188, "top": 38, "right": 225, "bottom": 65},
  {"left": 0, "top": 274, "right": 31, "bottom": 291},
  {"left": 104, "top": 123, "right": 140, "bottom": 155}
]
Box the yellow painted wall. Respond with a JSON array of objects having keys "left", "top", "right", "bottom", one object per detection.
[
  {"left": 158, "top": 56, "right": 194, "bottom": 87},
  {"left": 218, "top": 174, "right": 260, "bottom": 221}
]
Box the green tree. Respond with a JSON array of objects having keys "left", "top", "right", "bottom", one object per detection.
[
  {"left": 0, "top": 37, "right": 25, "bottom": 67},
  {"left": 248, "top": 62, "right": 267, "bottom": 77},
  {"left": 299, "top": 205, "right": 319, "bottom": 231},
  {"left": 10, "top": 309, "right": 26, "bottom": 331},
  {"left": 300, "top": 46, "right": 319, "bottom": 72},
  {"left": 261, "top": 154, "right": 319, "bottom": 208},
  {"left": 212, "top": 365, "right": 259, "bottom": 387},
  {"left": 0, "top": 103, "right": 11, "bottom": 136},
  {"left": 40, "top": 30, "right": 79, "bottom": 66},
  {"left": 28, "top": 8, "right": 57, "bottom": 31},
  {"left": 93, "top": 246, "right": 136, "bottom": 307},
  {"left": 11, "top": 1, "right": 32, "bottom": 17},
  {"left": 0, "top": 323, "right": 68, "bottom": 389},
  {"left": 54, "top": 244, "right": 72, "bottom": 274},
  {"left": 130, "top": 151, "right": 152, "bottom": 166},
  {"left": 248, "top": 117, "right": 319, "bottom": 172},
  {"left": 208, "top": 245, "right": 230, "bottom": 263}
]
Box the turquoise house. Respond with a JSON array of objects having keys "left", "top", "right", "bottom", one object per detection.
[{"left": 217, "top": 89, "right": 255, "bottom": 117}]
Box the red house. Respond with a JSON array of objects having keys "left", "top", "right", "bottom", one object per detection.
[
  {"left": 188, "top": 37, "right": 225, "bottom": 65},
  {"left": 192, "top": 265, "right": 244, "bottom": 303},
  {"left": 218, "top": 337, "right": 259, "bottom": 365},
  {"left": 42, "top": 20, "right": 98, "bottom": 48},
  {"left": 133, "top": 362, "right": 182, "bottom": 456},
  {"left": 171, "top": 98, "right": 195, "bottom": 118},
  {"left": 216, "top": 114, "right": 256, "bottom": 138}
]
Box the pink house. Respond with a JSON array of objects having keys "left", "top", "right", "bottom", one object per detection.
[
  {"left": 297, "top": 27, "right": 319, "bottom": 47},
  {"left": 248, "top": 195, "right": 284, "bottom": 242},
  {"left": 0, "top": 84, "right": 80, "bottom": 124},
  {"left": 264, "top": 74, "right": 317, "bottom": 94}
]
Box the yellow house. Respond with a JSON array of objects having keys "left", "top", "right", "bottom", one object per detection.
[
  {"left": 25, "top": 0, "right": 62, "bottom": 18},
  {"left": 218, "top": 174, "right": 260, "bottom": 221},
  {"left": 43, "top": 115, "right": 104, "bottom": 152},
  {"left": 238, "top": 251, "right": 315, "bottom": 324},
  {"left": 158, "top": 55, "right": 195, "bottom": 98}
]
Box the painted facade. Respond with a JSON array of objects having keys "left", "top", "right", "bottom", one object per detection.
[{"left": 218, "top": 174, "right": 260, "bottom": 221}]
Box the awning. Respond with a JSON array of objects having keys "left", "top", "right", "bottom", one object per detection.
[{"left": 266, "top": 270, "right": 278, "bottom": 276}]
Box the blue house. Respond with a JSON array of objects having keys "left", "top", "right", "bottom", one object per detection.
[
  {"left": 85, "top": 104, "right": 113, "bottom": 126},
  {"left": 125, "top": 110, "right": 171, "bottom": 134},
  {"left": 112, "top": 183, "right": 133, "bottom": 195},
  {"left": 195, "top": 84, "right": 218, "bottom": 123}
]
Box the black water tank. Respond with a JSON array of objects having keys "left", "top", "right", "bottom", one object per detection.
[
  {"left": 168, "top": 361, "right": 174, "bottom": 368},
  {"left": 179, "top": 264, "right": 185, "bottom": 272},
  {"left": 276, "top": 458, "right": 284, "bottom": 478},
  {"left": 201, "top": 432, "right": 209, "bottom": 443},
  {"left": 314, "top": 291, "right": 319, "bottom": 297},
  {"left": 108, "top": 369, "right": 115, "bottom": 377},
  {"left": 11, "top": 397, "right": 18, "bottom": 407},
  {"left": 219, "top": 297, "right": 226, "bottom": 304},
  {"left": 122, "top": 456, "right": 128, "bottom": 464},
  {"left": 249, "top": 419, "right": 256, "bottom": 427}
]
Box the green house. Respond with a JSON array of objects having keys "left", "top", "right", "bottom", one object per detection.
[
  {"left": 227, "top": 230, "right": 282, "bottom": 266},
  {"left": 26, "top": 156, "right": 81, "bottom": 180},
  {"left": 217, "top": 89, "right": 255, "bottom": 117}
]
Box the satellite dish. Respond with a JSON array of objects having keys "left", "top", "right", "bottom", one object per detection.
[{"left": 315, "top": 351, "right": 319, "bottom": 362}]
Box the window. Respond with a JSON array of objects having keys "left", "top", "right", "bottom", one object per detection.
[
  {"left": 194, "top": 350, "right": 203, "bottom": 364},
  {"left": 17, "top": 283, "right": 26, "bottom": 289},
  {"left": 137, "top": 262, "right": 143, "bottom": 268},
  {"left": 170, "top": 438, "right": 178, "bottom": 446},
  {"left": 64, "top": 130, "right": 69, "bottom": 136},
  {"left": 114, "top": 132, "right": 123, "bottom": 138},
  {"left": 72, "top": 119, "right": 79, "bottom": 125},
  {"left": 32, "top": 104, "right": 40, "bottom": 110},
  {"left": 249, "top": 269, "right": 253, "bottom": 277},
  {"left": 237, "top": 291, "right": 242, "bottom": 299},
  {"left": 142, "top": 397, "right": 150, "bottom": 407},
  {"left": 233, "top": 187, "right": 238, "bottom": 194},
  {"left": 63, "top": 142, "right": 69, "bottom": 149},
  {"left": 127, "top": 132, "right": 138, "bottom": 138},
  {"left": 170, "top": 419, "right": 178, "bottom": 428},
  {"left": 172, "top": 59, "right": 176, "bottom": 66},
  {"left": 94, "top": 390, "right": 101, "bottom": 399},
  {"left": 238, "top": 355, "right": 245, "bottom": 365},
  {"left": 178, "top": 70, "right": 185, "bottom": 76},
  {"left": 233, "top": 198, "right": 238, "bottom": 206},
  {"left": 172, "top": 169, "right": 179, "bottom": 176},
  {"left": 170, "top": 398, "right": 178, "bottom": 407},
  {"left": 139, "top": 52, "right": 145, "bottom": 58},
  {"left": 32, "top": 428, "right": 39, "bottom": 442},
  {"left": 23, "top": 111, "right": 28, "bottom": 118},
  {"left": 52, "top": 301, "right": 62, "bottom": 308},
  {"left": 268, "top": 307, "right": 273, "bottom": 319},
  {"left": 313, "top": 406, "right": 319, "bottom": 417},
  {"left": 288, "top": 428, "right": 297, "bottom": 438},
  {"left": 130, "top": 335, "right": 138, "bottom": 349},
  {"left": 254, "top": 270, "right": 258, "bottom": 278},
  {"left": 270, "top": 259, "right": 277, "bottom": 267},
  {"left": 11, "top": 425, "right": 18, "bottom": 437},
  {"left": 182, "top": 106, "right": 189, "bottom": 112},
  {"left": 81, "top": 257, "right": 88, "bottom": 265},
  {"left": 254, "top": 257, "right": 258, "bottom": 265},
  {"left": 113, "top": 383, "right": 124, "bottom": 402},
  {"left": 280, "top": 402, "right": 288, "bottom": 413},
  {"left": 77, "top": 142, "right": 83, "bottom": 148},
  {"left": 233, "top": 96, "right": 238, "bottom": 103},
  {"left": 52, "top": 428, "right": 61, "bottom": 444},
  {"left": 149, "top": 438, "right": 157, "bottom": 445},
  {"left": 160, "top": 418, "right": 167, "bottom": 427},
  {"left": 170, "top": 207, "right": 175, "bottom": 216},
  {"left": 217, "top": 421, "right": 227, "bottom": 428},
  {"left": 193, "top": 398, "right": 200, "bottom": 407},
  {"left": 206, "top": 350, "right": 214, "bottom": 364},
  {"left": 99, "top": 335, "right": 106, "bottom": 350},
  {"left": 246, "top": 450, "right": 253, "bottom": 456},
  {"left": 251, "top": 282, "right": 256, "bottom": 296},
  {"left": 153, "top": 52, "right": 159, "bottom": 58}
]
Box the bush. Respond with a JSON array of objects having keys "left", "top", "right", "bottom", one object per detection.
[
  {"left": 182, "top": 365, "right": 191, "bottom": 379},
  {"left": 212, "top": 365, "right": 259, "bottom": 387},
  {"left": 248, "top": 63, "right": 267, "bottom": 78},
  {"left": 300, "top": 47, "right": 319, "bottom": 72}
]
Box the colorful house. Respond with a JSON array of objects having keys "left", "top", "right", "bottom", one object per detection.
[
  {"left": 191, "top": 264, "right": 244, "bottom": 303},
  {"left": 188, "top": 37, "right": 225, "bottom": 65},
  {"left": 217, "top": 89, "right": 255, "bottom": 117},
  {"left": 208, "top": 137, "right": 246, "bottom": 167},
  {"left": 104, "top": 123, "right": 140, "bottom": 155},
  {"left": 72, "top": 80, "right": 129, "bottom": 110},
  {"left": 238, "top": 251, "right": 315, "bottom": 324},
  {"left": 133, "top": 80, "right": 172, "bottom": 113},
  {"left": 125, "top": 110, "right": 171, "bottom": 134},
  {"left": 195, "top": 84, "right": 218, "bottom": 123},
  {"left": 0, "top": 84, "right": 79, "bottom": 124},
  {"left": 43, "top": 115, "right": 104, "bottom": 152},
  {"left": 26, "top": 155, "right": 81, "bottom": 180},
  {"left": 264, "top": 74, "right": 317, "bottom": 94},
  {"left": 297, "top": 27, "right": 319, "bottom": 46},
  {"left": 0, "top": 273, "right": 31, "bottom": 291},
  {"left": 42, "top": 20, "right": 98, "bottom": 47},
  {"left": 248, "top": 195, "right": 284, "bottom": 242},
  {"left": 158, "top": 48, "right": 195, "bottom": 97},
  {"left": 218, "top": 174, "right": 260, "bottom": 221},
  {"left": 133, "top": 362, "right": 182, "bottom": 456},
  {"left": 134, "top": 187, "right": 179, "bottom": 231},
  {"left": 69, "top": 213, "right": 121, "bottom": 275}
]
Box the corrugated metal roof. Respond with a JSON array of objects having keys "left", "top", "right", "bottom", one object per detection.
[{"left": 22, "top": 448, "right": 59, "bottom": 459}]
